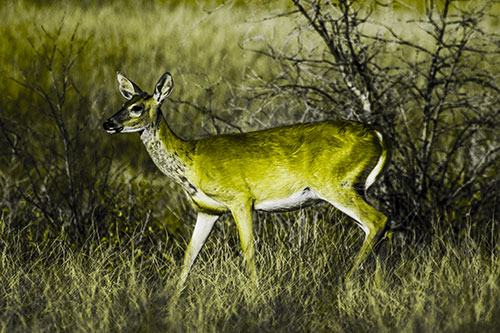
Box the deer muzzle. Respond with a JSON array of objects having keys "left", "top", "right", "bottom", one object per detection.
[{"left": 103, "top": 118, "right": 124, "bottom": 134}]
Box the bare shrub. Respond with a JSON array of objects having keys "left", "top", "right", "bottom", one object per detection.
[
  {"left": 0, "top": 20, "right": 176, "bottom": 257},
  {"left": 242, "top": 0, "right": 500, "bottom": 242}
]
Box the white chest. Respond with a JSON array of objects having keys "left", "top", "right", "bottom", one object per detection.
[
  {"left": 143, "top": 137, "right": 183, "bottom": 176},
  {"left": 140, "top": 129, "right": 195, "bottom": 194}
]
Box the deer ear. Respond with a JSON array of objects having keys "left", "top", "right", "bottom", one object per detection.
[
  {"left": 153, "top": 72, "right": 174, "bottom": 104},
  {"left": 117, "top": 72, "right": 143, "bottom": 100}
]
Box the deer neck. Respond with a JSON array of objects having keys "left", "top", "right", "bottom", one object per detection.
[{"left": 140, "top": 109, "right": 196, "bottom": 193}]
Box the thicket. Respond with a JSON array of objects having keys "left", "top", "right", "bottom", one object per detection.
[
  {"left": 242, "top": 0, "right": 500, "bottom": 244},
  {"left": 0, "top": 6, "right": 190, "bottom": 264}
]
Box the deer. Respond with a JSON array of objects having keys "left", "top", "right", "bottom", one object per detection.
[{"left": 103, "top": 71, "right": 391, "bottom": 287}]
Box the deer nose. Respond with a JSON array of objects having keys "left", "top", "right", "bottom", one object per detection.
[{"left": 103, "top": 119, "right": 123, "bottom": 133}]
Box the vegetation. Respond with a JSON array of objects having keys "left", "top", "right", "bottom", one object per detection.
[
  {"left": 0, "top": 0, "right": 499, "bottom": 331},
  {"left": 2, "top": 211, "right": 500, "bottom": 332}
]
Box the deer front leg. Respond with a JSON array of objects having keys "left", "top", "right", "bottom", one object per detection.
[
  {"left": 178, "top": 212, "right": 219, "bottom": 288},
  {"left": 230, "top": 202, "right": 257, "bottom": 281}
]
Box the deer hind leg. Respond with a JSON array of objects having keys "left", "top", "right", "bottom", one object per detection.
[
  {"left": 229, "top": 202, "right": 257, "bottom": 281},
  {"left": 318, "top": 188, "right": 387, "bottom": 278}
]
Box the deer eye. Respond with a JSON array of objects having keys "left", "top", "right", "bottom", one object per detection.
[{"left": 130, "top": 104, "right": 144, "bottom": 116}]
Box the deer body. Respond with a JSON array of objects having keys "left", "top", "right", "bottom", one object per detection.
[{"left": 104, "top": 72, "right": 390, "bottom": 286}]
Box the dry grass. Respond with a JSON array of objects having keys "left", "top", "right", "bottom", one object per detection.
[{"left": 1, "top": 210, "right": 500, "bottom": 332}]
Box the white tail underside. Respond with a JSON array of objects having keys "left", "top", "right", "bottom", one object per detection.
[{"left": 364, "top": 130, "right": 386, "bottom": 190}]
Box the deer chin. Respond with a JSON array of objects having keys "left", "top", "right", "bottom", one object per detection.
[
  {"left": 106, "top": 128, "right": 122, "bottom": 134},
  {"left": 119, "top": 126, "right": 144, "bottom": 133}
]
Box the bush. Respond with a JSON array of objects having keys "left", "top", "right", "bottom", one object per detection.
[{"left": 242, "top": 0, "right": 500, "bottom": 243}]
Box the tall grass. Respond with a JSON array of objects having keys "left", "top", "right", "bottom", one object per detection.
[{"left": 1, "top": 210, "right": 500, "bottom": 332}]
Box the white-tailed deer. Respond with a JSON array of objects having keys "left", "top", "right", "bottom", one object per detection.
[{"left": 103, "top": 71, "right": 391, "bottom": 286}]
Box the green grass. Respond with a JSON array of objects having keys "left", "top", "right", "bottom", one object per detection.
[{"left": 1, "top": 210, "right": 500, "bottom": 332}]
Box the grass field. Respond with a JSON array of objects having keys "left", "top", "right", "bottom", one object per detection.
[
  {"left": 1, "top": 0, "right": 500, "bottom": 332},
  {"left": 1, "top": 211, "right": 500, "bottom": 332}
]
